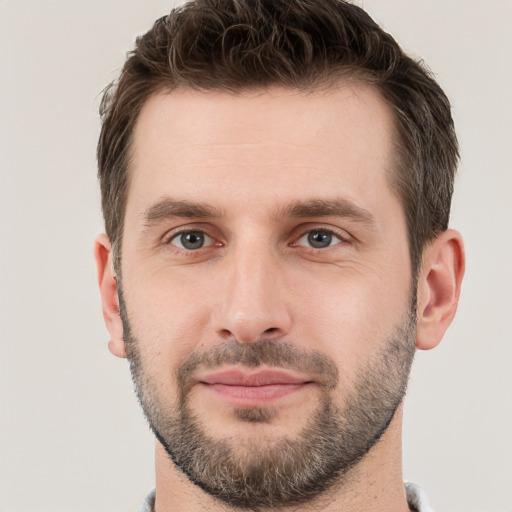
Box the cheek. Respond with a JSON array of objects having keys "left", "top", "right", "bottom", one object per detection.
[
  {"left": 292, "top": 266, "right": 411, "bottom": 376},
  {"left": 121, "top": 241, "right": 412, "bottom": 378},
  {"left": 122, "top": 269, "right": 215, "bottom": 364}
]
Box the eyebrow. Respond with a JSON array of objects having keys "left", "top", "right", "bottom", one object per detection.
[
  {"left": 275, "top": 198, "right": 376, "bottom": 225},
  {"left": 142, "top": 196, "right": 375, "bottom": 227},
  {"left": 143, "top": 198, "right": 223, "bottom": 227}
]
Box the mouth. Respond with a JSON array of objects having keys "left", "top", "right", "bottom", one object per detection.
[{"left": 197, "top": 368, "right": 315, "bottom": 406}]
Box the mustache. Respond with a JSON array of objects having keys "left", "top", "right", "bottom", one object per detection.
[{"left": 175, "top": 339, "right": 339, "bottom": 390}]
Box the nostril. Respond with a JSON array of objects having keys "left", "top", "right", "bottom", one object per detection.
[
  {"left": 264, "top": 327, "right": 278, "bottom": 335},
  {"left": 219, "top": 328, "right": 233, "bottom": 339}
]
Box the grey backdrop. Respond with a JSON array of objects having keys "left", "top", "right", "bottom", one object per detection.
[{"left": 0, "top": 1, "right": 511, "bottom": 511}]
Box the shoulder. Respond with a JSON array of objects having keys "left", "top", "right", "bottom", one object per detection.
[
  {"left": 405, "top": 482, "right": 434, "bottom": 512},
  {"left": 137, "top": 488, "right": 156, "bottom": 512}
]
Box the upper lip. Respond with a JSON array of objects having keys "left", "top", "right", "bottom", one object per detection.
[{"left": 198, "top": 368, "right": 313, "bottom": 386}]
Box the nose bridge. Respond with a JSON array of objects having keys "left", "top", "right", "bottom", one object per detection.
[{"left": 215, "top": 235, "right": 291, "bottom": 343}]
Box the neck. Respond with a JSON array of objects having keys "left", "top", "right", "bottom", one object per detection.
[{"left": 154, "top": 405, "right": 410, "bottom": 512}]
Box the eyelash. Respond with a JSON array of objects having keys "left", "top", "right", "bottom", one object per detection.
[
  {"left": 292, "top": 228, "right": 349, "bottom": 250},
  {"left": 164, "top": 226, "right": 351, "bottom": 253},
  {"left": 165, "top": 229, "right": 219, "bottom": 250}
]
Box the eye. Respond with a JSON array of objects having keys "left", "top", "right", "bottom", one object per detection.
[
  {"left": 296, "top": 229, "right": 344, "bottom": 249},
  {"left": 169, "top": 231, "right": 214, "bottom": 250}
]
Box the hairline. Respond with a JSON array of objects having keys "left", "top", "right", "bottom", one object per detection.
[{"left": 113, "top": 77, "right": 422, "bottom": 275}]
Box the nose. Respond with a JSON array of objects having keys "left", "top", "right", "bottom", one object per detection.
[{"left": 212, "top": 242, "right": 292, "bottom": 344}]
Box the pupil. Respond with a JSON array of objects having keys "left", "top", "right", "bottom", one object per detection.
[
  {"left": 181, "top": 232, "right": 204, "bottom": 249},
  {"left": 308, "top": 230, "right": 331, "bottom": 248}
]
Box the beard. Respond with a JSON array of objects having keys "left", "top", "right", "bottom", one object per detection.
[{"left": 119, "top": 288, "right": 417, "bottom": 510}]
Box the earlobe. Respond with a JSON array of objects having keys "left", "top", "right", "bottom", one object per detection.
[
  {"left": 415, "top": 229, "right": 465, "bottom": 351},
  {"left": 94, "top": 234, "right": 126, "bottom": 358}
]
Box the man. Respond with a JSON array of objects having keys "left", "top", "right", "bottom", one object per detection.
[{"left": 94, "top": 0, "right": 465, "bottom": 510}]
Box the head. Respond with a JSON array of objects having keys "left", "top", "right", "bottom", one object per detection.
[
  {"left": 97, "top": 0, "right": 459, "bottom": 275},
  {"left": 95, "top": 0, "right": 464, "bottom": 509}
]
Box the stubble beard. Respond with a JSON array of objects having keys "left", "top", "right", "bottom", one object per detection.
[{"left": 119, "top": 288, "right": 417, "bottom": 510}]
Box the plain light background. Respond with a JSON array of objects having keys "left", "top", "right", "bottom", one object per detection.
[{"left": 0, "top": 1, "right": 510, "bottom": 511}]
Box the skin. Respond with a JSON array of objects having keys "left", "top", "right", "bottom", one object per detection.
[{"left": 95, "top": 84, "right": 465, "bottom": 511}]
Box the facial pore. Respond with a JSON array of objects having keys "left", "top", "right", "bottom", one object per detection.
[{"left": 120, "top": 285, "right": 417, "bottom": 509}]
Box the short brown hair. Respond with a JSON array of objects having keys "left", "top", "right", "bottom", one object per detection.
[{"left": 98, "top": 0, "right": 459, "bottom": 272}]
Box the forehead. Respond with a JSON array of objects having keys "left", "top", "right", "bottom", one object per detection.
[{"left": 127, "top": 84, "right": 397, "bottom": 218}]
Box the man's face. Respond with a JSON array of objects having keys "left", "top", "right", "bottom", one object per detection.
[{"left": 118, "top": 85, "right": 415, "bottom": 507}]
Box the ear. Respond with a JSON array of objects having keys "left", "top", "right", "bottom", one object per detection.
[
  {"left": 415, "top": 229, "right": 465, "bottom": 351},
  {"left": 94, "top": 234, "right": 126, "bottom": 358}
]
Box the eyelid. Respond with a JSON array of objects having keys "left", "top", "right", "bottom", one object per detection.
[
  {"left": 168, "top": 230, "right": 215, "bottom": 249},
  {"left": 162, "top": 223, "right": 213, "bottom": 241},
  {"left": 290, "top": 224, "right": 353, "bottom": 247},
  {"left": 159, "top": 223, "right": 352, "bottom": 253},
  {"left": 162, "top": 224, "right": 222, "bottom": 249}
]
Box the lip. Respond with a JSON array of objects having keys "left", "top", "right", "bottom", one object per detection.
[
  {"left": 200, "top": 369, "right": 311, "bottom": 386},
  {"left": 197, "top": 369, "right": 314, "bottom": 406}
]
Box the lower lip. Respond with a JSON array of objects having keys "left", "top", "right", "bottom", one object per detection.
[{"left": 202, "top": 382, "right": 309, "bottom": 406}]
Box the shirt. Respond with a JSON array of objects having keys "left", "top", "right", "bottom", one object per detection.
[{"left": 137, "top": 482, "right": 434, "bottom": 511}]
